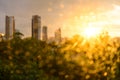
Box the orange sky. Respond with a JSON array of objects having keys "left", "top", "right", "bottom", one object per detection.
[{"left": 0, "top": 0, "right": 120, "bottom": 38}]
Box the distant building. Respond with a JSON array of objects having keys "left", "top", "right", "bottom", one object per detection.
[
  {"left": 5, "top": 16, "right": 15, "bottom": 40},
  {"left": 32, "top": 15, "right": 41, "bottom": 40},
  {"left": 55, "top": 28, "right": 61, "bottom": 43},
  {"left": 42, "top": 26, "right": 48, "bottom": 41}
]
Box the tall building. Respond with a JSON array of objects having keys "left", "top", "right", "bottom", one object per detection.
[
  {"left": 5, "top": 16, "right": 15, "bottom": 40},
  {"left": 42, "top": 26, "right": 48, "bottom": 41},
  {"left": 55, "top": 28, "right": 61, "bottom": 43},
  {"left": 32, "top": 15, "right": 41, "bottom": 40}
]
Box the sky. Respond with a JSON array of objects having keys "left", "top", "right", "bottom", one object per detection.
[{"left": 0, "top": 0, "right": 120, "bottom": 38}]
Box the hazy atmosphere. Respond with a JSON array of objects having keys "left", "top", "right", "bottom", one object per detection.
[
  {"left": 0, "top": 0, "right": 120, "bottom": 80},
  {"left": 0, "top": 0, "right": 120, "bottom": 37}
]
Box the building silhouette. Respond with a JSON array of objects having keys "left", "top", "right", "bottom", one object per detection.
[
  {"left": 55, "top": 28, "right": 61, "bottom": 43},
  {"left": 42, "top": 26, "right": 48, "bottom": 41},
  {"left": 32, "top": 15, "right": 41, "bottom": 40},
  {"left": 5, "top": 16, "right": 15, "bottom": 40}
]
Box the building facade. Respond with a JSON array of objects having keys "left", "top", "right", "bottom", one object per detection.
[
  {"left": 55, "top": 28, "right": 61, "bottom": 43},
  {"left": 32, "top": 15, "right": 41, "bottom": 40},
  {"left": 5, "top": 16, "right": 15, "bottom": 40},
  {"left": 42, "top": 26, "right": 48, "bottom": 41}
]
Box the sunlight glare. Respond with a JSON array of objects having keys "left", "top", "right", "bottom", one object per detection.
[{"left": 83, "top": 27, "right": 102, "bottom": 38}]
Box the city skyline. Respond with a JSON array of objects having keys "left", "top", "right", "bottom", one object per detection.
[
  {"left": 0, "top": 0, "right": 120, "bottom": 38},
  {"left": 2, "top": 15, "right": 60, "bottom": 41}
]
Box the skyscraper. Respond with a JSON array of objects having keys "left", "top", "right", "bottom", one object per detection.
[
  {"left": 55, "top": 28, "right": 61, "bottom": 43},
  {"left": 42, "top": 26, "right": 48, "bottom": 41},
  {"left": 32, "top": 15, "right": 41, "bottom": 40},
  {"left": 5, "top": 16, "right": 15, "bottom": 40}
]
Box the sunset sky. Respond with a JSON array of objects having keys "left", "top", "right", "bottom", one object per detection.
[{"left": 0, "top": 0, "right": 120, "bottom": 38}]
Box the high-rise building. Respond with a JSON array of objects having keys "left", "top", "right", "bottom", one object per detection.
[
  {"left": 5, "top": 16, "right": 15, "bottom": 40},
  {"left": 42, "top": 26, "right": 48, "bottom": 41},
  {"left": 55, "top": 28, "right": 61, "bottom": 43},
  {"left": 32, "top": 15, "right": 41, "bottom": 40}
]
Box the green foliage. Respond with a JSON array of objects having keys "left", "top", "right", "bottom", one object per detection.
[
  {"left": 13, "top": 31, "right": 24, "bottom": 39},
  {"left": 0, "top": 34, "right": 120, "bottom": 80}
]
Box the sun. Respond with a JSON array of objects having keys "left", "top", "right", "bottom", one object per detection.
[{"left": 83, "top": 27, "right": 102, "bottom": 38}]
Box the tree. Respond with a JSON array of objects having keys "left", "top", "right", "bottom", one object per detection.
[{"left": 13, "top": 30, "right": 24, "bottom": 39}]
